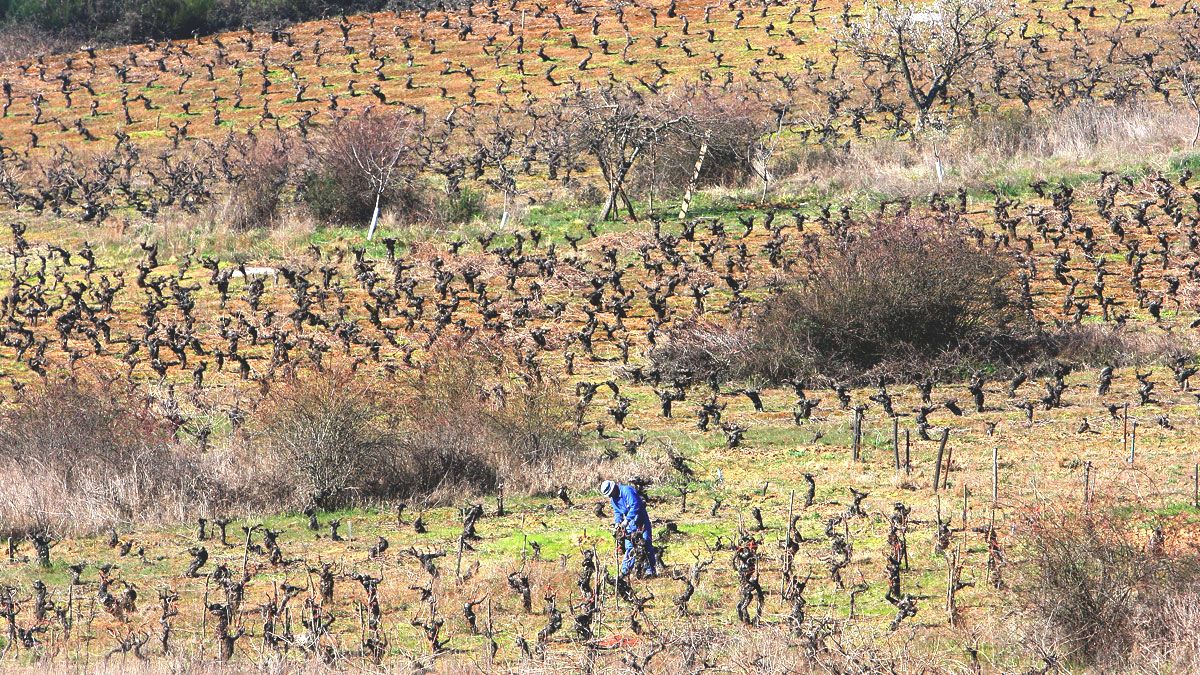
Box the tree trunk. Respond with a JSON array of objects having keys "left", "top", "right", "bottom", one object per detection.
[
  {"left": 600, "top": 145, "right": 644, "bottom": 221},
  {"left": 678, "top": 132, "right": 711, "bottom": 221},
  {"left": 366, "top": 189, "right": 383, "bottom": 241}
]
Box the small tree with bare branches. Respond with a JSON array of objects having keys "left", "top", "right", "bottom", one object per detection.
[
  {"left": 569, "top": 86, "right": 689, "bottom": 221},
  {"left": 301, "top": 109, "right": 427, "bottom": 237},
  {"left": 841, "top": 0, "right": 1011, "bottom": 129}
]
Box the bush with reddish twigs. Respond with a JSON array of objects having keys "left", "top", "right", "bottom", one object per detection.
[
  {"left": 1017, "top": 506, "right": 1200, "bottom": 669},
  {"left": 748, "top": 217, "right": 1029, "bottom": 382},
  {"left": 300, "top": 110, "right": 430, "bottom": 225},
  {"left": 220, "top": 134, "right": 295, "bottom": 230}
]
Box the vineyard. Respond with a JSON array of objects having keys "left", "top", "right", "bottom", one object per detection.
[{"left": 2, "top": 0, "right": 1200, "bottom": 671}]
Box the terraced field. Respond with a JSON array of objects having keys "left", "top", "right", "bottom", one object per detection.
[{"left": 1, "top": 0, "right": 1200, "bottom": 671}]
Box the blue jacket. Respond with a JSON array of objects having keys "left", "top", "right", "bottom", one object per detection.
[{"left": 611, "top": 484, "right": 650, "bottom": 532}]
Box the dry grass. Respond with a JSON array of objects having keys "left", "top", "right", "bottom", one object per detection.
[
  {"left": 0, "top": 379, "right": 286, "bottom": 538},
  {"left": 777, "top": 103, "right": 1197, "bottom": 199}
]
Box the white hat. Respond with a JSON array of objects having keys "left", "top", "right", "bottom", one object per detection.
[{"left": 600, "top": 480, "right": 618, "bottom": 498}]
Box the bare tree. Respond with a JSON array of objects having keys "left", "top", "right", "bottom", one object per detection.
[
  {"left": 306, "top": 109, "right": 426, "bottom": 239},
  {"left": 570, "top": 86, "right": 687, "bottom": 221},
  {"left": 748, "top": 102, "right": 791, "bottom": 202},
  {"left": 841, "top": 0, "right": 1011, "bottom": 129}
]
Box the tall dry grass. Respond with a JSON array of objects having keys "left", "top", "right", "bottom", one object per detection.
[
  {"left": 0, "top": 379, "right": 282, "bottom": 538},
  {"left": 778, "top": 103, "right": 1197, "bottom": 198},
  {"left": 1016, "top": 504, "right": 1200, "bottom": 670}
]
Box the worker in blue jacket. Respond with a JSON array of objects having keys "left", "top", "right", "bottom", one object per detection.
[{"left": 601, "top": 480, "right": 658, "bottom": 577}]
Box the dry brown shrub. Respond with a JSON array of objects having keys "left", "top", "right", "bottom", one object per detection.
[
  {"left": 393, "top": 342, "right": 590, "bottom": 496},
  {"left": 632, "top": 88, "right": 776, "bottom": 196},
  {"left": 255, "top": 370, "right": 398, "bottom": 509},
  {"left": 0, "top": 23, "right": 76, "bottom": 62},
  {"left": 1017, "top": 505, "right": 1200, "bottom": 669},
  {"left": 255, "top": 344, "right": 591, "bottom": 510},
  {"left": 0, "top": 379, "right": 207, "bottom": 537},
  {"left": 749, "top": 217, "right": 1028, "bottom": 382},
  {"left": 220, "top": 134, "right": 294, "bottom": 231},
  {"left": 1046, "top": 324, "right": 1198, "bottom": 369},
  {"left": 648, "top": 320, "right": 754, "bottom": 386},
  {"left": 300, "top": 110, "right": 429, "bottom": 225}
]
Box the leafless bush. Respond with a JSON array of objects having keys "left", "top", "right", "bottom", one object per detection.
[
  {"left": 648, "top": 321, "right": 754, "bottom": 385},
  {"left": 0, "top": 380, "right": 212, "bottom": 537},
  {"left": 219, "top": 135, "right": 293, "bottom": 230},
  {"left": 748, "top": 217, "right": 1027, "bottom": 382},
  {"left": 0, "top": 23, "right": 77, "bottom": 62},
  {"left": 632, "top": 89, "right": 776, "bottom": 196},
  {"left": 300, "top": 110, "right": 429, "bottom": 225},
  {"left": 1046, "top": 324, "right": 1197, "bottom": 369},
  {"left": 1017, "top": 506, "right": 1200, "bottom": 669},
  {"left": 257, "top": 348, "right": 590, "bottom": 509},
  {"left": 256, "top": 371, "right": 398, "bottom": 509},
  {"left": 394, "top": 345, "right": 589, "bottom": 496}
]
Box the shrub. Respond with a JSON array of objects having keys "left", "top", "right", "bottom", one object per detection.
[
  {"left": 257, "top": 371, "right": 397, "bottom": 509},
  {"left": 221, "top": 135, "right": 292, "bottom": 230},
  {"left": 434, "top": 186, "right": 485, "bottom": 225},
  {"left": 393, "top": 345, "right": 588, "bottom": 496},
  {"left": 648, "top": 321, "right": 754, "bottom": 385},
  {"left": 300, "top": 111, "right": 429, "bottom": 225},
  {"left": 0, "top": 22, "right": 75, "bottom": 61},
  {"left": 631, "top": 89, "right": 775, "bottom": 196},
  {"left": 257, "top": 346, "right": 588, "bottom": 509},
  {"left": 0, "top": 379, "right": 209, "bottom": 537},
  {"left": 1046, "top": 323, "right": 1198, "bottom": 370},
  {"left": 1018, "top": 507, "right": 1200, "bottom": 668},
  {"left": 748, "top": 217, "right": 1028, "bottom": 381},
  {"left": 0, "top": 0, "right": 392, "bottom": 54}
]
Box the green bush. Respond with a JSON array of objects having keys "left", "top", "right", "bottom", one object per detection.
[{"left": 435, "top": 187, "right": 485, "bottom": 224}]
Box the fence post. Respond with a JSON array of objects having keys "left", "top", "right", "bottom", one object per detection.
[
  {"left": 904, "top": 430, "right": 911, "bottom": 474},
  {"left": 1129, "top": 420, "right": 1137, "bottom": 465},
  {"left": 1083, "top": 461, "right": 1092, "bottom": 506},
  {"left": 991, "top": 445, "right": 999, "bottom": 504},
  {"left": 893, "top": 418, "right": 900, "bottom": 470},
  {"left": 852, "top": 408, "right": 862, "bottom": 462},
  {"left": 1122, "top": 403, "right": 1129, "bottom": 458},
  {"left": 933, "top": 428, "right": 950, "bottom": 492}
]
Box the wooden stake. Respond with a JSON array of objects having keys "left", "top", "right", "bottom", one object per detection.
[
  {"left": 961, "top": 482, "right": 968, "bottom": 526},
  {"left": 1193, "top": 463, "right": 1198, "bottom": 508},
  {"left": 904, "top": 429, "right": 911, "bottom": 474},
  {"left": 991, "top": 445, "right": 999, "bottom": 504},
  {"left": 852, "top": 408, "right": 862, "bottom": 462},
  {"left": 678, "top": 130, "right": 711, "bottom": 221},
  {"left": 943, "top": 441, "right": 954, "bottom": 490},
  {"left": 892, "top": 417, "right": 900, "bottom": 470},
  {"left": 1123, "top": 402, "right": 1129, "bottom": 457},
  {"left": 455, "top": 532, "right": 466, "bottom": 583},
  {"left": 1129, "top": 420, "right": 1138, "bottom": 465},
  {"left": 782, "top": 490, "right": 794, "bottom": 598},
  {"left": 933, "top": 428, "right": 950, "bottom": 492},
  {"left": 1083, "top": 461, "right": 1092, "bottom": 505}
]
